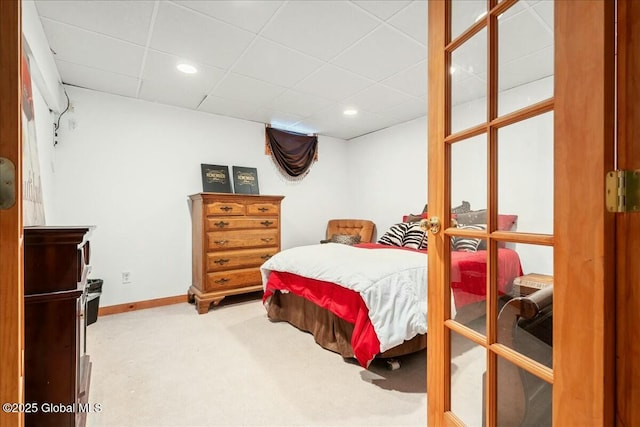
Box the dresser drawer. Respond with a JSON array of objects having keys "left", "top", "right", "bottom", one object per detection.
[
  {"left": 207, "top": 248, "right": 277, "bottom": 272},
  {"left": 206, "top": 217, "right": 278, "bottom": 231},
  {"left": 246, "top": 203, "right": 280, "bottom": 215},
  {"left": 207, "top": 230, "right": 278, "bottom": 250},
  {"left": 205, "top": 202, "right": 246, "bottom": 216},
  {"left": 205, "top": 268, "right": 263, "bottom": 291}
]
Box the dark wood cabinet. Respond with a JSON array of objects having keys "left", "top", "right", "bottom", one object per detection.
[{"left": 24, "top": 226, "right": 93, "bottom": 427}]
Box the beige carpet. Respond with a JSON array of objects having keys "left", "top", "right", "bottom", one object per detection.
[{"left": 86, "top": 294, "right": 427, "bottom": 427}]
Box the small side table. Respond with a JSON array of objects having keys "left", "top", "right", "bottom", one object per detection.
[{"left": 512, "top": 273, "right": 553, "bottom": 296}]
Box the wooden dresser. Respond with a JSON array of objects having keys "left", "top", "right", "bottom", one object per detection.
[
  {"left": 24, "top": 226, "right": 93, "bottom": 427},
  {"left": 188, "top": 193, "right": 284, "bottom": 314}
]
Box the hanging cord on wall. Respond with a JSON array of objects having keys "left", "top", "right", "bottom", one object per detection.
[{"left": 53, "top": 90, "right": 70, "bottom": 146}]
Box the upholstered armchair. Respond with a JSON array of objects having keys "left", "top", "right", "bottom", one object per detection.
[{"left": 321, "top": 219, "right": 376, "bottom": 244}]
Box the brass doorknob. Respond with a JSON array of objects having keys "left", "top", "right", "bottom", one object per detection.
[{"left": 420, "top": 217, "right": 441, "bottom": 234}]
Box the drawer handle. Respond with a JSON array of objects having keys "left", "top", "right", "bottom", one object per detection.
[
  {"left": 260, "top": 220, "right": 273, "bottom": 227},
  {"left": 215, "top": 278, "right": 230, "bottom": 284},
  {"left": 214, "top": 258, "right": 230, "bottom": 265},
  {"left": 258, "top": 207, "right": 269, "bottom": 212},
  {"left": 261, "top": 237, "right": 273, "bottom": 243},
  {"left": 214, "top": 221, "right": 229, "bottom": 228},
  {"left": 261, "top": 254, "right": 272, "bottom": 260},
  {"left": 219, "top": 206, "right": 233, "bottom": 212},
  {"left": 214, "top": 240, "right": 228, "bottom": 246}
]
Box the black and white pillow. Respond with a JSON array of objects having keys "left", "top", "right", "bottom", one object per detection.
[
  {"left": 377, "top": 222, "right": 410, "bottom": 247},
  {"left": 402, "top": 222, "right": 428, "bottom": 250},
  {"left": 452, "top": 224, "right": 486, "bottom": 252}
]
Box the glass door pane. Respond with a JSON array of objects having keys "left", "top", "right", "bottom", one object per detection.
[
  {"left": 444, "top": 1, "right": 555, "bottom": 425},
  {"left": 451, "top": 28, "right": 487, "bottom": 134},
  {"left": 498, "top": 1, "right": 554, "bottom": 115}
]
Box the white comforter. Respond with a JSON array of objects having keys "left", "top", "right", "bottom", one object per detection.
[{"left": 260, "top": 243, "right": 428, "bottom": 353}]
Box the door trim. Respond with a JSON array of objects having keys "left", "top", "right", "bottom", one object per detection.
[
  {"left": 615, "top": 1, "right": 640, "bottom": 424},
  {"left": 0, "top": 1, "right": 24, "bottom": 426}
]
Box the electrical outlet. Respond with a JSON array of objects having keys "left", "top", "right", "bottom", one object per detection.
[{"left": 122, "top": 272, "right": 131, "bottom": 284}]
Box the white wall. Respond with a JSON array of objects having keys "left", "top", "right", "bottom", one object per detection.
[
  {"left": 51, "top": 86, "right": 351, "bottom": 306},
  {"left": 31, "top": 83, "right": 57, "bottom": 222},
  {"left": 346, "top": 117, "right": 428, "bottom": 238}
]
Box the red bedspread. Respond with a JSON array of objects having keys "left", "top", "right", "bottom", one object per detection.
[
  {"left": 263, "top": 271, "right": 379, "bottom": 367},
  {"left": 449, "top": 249, "right": 523, "bottom": 307}
]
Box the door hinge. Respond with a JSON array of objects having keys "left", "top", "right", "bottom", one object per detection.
[{"left": 606, "top": 169, "right": 640, "bottom": 213}]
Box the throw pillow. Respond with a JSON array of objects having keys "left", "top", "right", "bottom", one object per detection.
[
  {"left": 452, "top": 224, "right": 486, "bottom": 252},
  {"left": 377, "top": 222, "right": 410, "bottom": 247},
  {"left": 451, "top": 201, "right": 471, "bottom": 214},
  {"left": 402, "top": 222, "right": 428, "bottom": 250},
  {"left": 330, "top": 234, "right": 361, "bottom": 245}
]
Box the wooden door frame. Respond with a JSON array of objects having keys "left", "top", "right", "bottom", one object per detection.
[
  {"left": 427, "top": 1, "right": 616, "bottom": 425},
  {"left": 0, "top": 1, "right": 23, "bottom": 426},
  {"left": 615, "top": 1, "right": 640, "bottom": 425}
]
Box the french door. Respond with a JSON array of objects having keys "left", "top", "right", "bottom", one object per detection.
[{"left": 427, "top": 1, "right": 616, "bottom": 426}]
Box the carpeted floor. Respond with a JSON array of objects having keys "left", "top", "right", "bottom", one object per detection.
[{"left": 85, "top": 293, "right": 427, "bottom": 427}]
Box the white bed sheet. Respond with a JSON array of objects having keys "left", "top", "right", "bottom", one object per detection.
[{"left": 261, "top": 243, "right": 429, "bottom": 353}]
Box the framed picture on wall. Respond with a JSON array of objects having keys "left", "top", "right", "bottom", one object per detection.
[
  {"left": 201, "top": 164, "right": 232, "bottom": 193},
  {"left": 232, "top": 166, "right": 260, "bottom": 194}
]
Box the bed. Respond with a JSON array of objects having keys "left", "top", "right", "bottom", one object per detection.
[{"left": 261, "top": 216, "right": 523, "bottom": 368}]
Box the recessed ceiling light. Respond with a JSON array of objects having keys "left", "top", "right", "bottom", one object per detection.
[
  {"left": 177, "top": 63, "right": 198, "bottom": 74},
  {"left": 343, "top": 109, "right": 358, "bottom": 116}
]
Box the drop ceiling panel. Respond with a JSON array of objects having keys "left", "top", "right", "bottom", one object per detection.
[
  {"left": 532, "top": 1, "right": 554, "bottom": 31},
  {"left": 35, "top": 0, "right": 155, "bottom": 45},
  {"left": 388, "top": 0, "right": 428, "bottom": 44},
  {"left": 385, "top": 98, "right": 427, "bottom": 122},
  {"left": 267, "top": 90, "right": 333, "bottom": 118},
  {"left": 382, "top": 60, "right": 427, "bottom": 97},
  {"left": 175, "top": 0, "right": 283, "bottom": 33},
  {"left": 499, "top": 46, "right": 553, "bottom": 91},
  {"left": 499, "top": 5, "right": 552, "bottom": 64},
  {"left": 211, "top": 73, "right": 286, "bottom": 107},
  {"left": 41, "top": 18, "right": 144, "bottom": 77},
  {"left": 55, "top": 60, "right": 139, "bottom": 98},
  {"left": 332, "top": 25, "right": 426, "bottom": 81},
  {"left": 198, "top": 95, "right": 261, "bottom": 120},
  {"left": 450, "top": 0, "right": 486, "bottom": 41},
  {"left": 346, "top": 84, "right": 415, "bottom": 115},
  {"left": 150, "top": 2, "right": 254, "bottom": 69},
  {"left": 138, "top": 78, "right": 209, "bottom": 110},
  {"left": 248, "top": 108, "right": 304, "bottom": 131},
  {"left": 28, "top": 0, "right": 515, "bottom": 139},
  {"left": 303, "top": 104, "right": 392, "bottom": 139},
  {"left": 261, "top": 1, "right": 380, "bottom": 61},
  {"left": 141, "top": 50, "right": 225, "bottom": 96},
  {"left": 293, "top": 65, "right": 374, "bottom": 101},
  {"left": 232, "top": 38, "right": 323, "bottom": 87},
  {"left": 353, "top": 1, "right": 412, "bottom": 20}
]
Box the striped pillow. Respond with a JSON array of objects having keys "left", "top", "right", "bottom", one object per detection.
[
  {"left": 452, "top": 224, "right": 486, "bottom": 252},
  {"left": 377, "top": 222, "right": 410, "bottom": 247},
  {"left": 402, "top": 222, "right": 428, "bottom": 250}
]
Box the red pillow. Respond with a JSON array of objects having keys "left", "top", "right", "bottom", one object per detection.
[{"left": 498, "top": 214, "right": 518, "bottom": 231}]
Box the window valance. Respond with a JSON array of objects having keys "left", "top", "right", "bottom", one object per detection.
[{"left": 265, "top": 126, "right": 318, "bottom": 180}]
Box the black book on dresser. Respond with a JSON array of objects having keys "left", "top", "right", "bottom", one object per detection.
[{"left": 24, "top": 226, "right": 94, "bottom": 427}]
